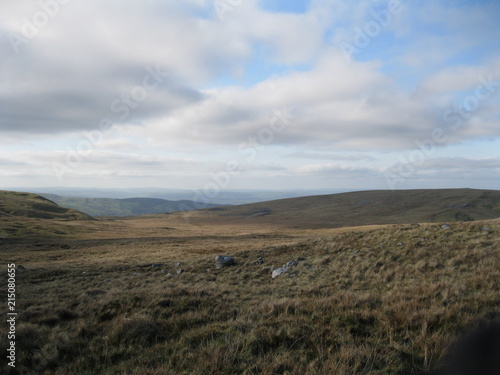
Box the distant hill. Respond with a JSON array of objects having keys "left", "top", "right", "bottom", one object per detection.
[
  {"left": 0, "top": 191, "right": 94, "bottom": 220},
  {"left": 195, "top": 188, "right": 500, "bottom": 228},
  {"left": 39, "top": 194, "right": 224, "bottom": 217}
]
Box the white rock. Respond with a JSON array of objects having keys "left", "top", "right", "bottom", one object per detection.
[{"left": 272, "top": 267, "right": 289, "bottom": 279}]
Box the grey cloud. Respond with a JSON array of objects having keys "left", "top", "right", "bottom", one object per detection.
[{"left": 286, "top": 151, "right": 375, "bottom": 161}]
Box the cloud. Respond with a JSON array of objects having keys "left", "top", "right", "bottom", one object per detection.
[{"left": 1, "top": 0, "right": 499, "bottom": 189}]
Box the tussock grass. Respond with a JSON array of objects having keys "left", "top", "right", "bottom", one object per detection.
[{"left": 1, "top": 220, "right": 498, "bottom": 374}]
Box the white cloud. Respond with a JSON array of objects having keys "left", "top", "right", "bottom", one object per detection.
[{"left": 1, "top": 0, "right": 499, "bottom": 189}]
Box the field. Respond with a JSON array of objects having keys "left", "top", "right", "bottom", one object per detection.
[{"left": 1, "top": 207, "right": 499, "bottom": 375}]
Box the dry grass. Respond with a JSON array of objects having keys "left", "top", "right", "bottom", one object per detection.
[{"left": 1, "top": 218, "right": 498, "bottom": 374}]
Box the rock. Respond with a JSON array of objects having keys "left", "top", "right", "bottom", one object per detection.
[
  {"left": 174, "top": 262, "right": 182, "bottom": 268},
  {"left": 482, "top": 226, "right": 491, "bottom": 232},
  {"left": 131, "top": 272, "right": 140, "bottom": 276},
  {"left": 255, "top": 257, "right": 265, "bottom": 265},
  {"left": 166, "top": 273, "right": 175, "bottom": 277},
  {"left": 151, "top": 263, "right": 163, "bottom": 268},
  {"left": 286, "top": 260, "right": 298, "bottom": 268},
  {"left": 441, "top": 224, "right": 451, "bottom": 230},
  {"left": 215, "top": 255, "right": 235, "bottom": 269},
  {"left": 272, "top": 267, "right": 289, "bottom": 279},
  {"left": 176, "top": 269, "right": 184, "bottom": 275},
  {"left": 397, "top": 242, "right": 405, "bottom": 246},
  {"left": 234, "top": 269, "right": 241, "bottom": 274}
]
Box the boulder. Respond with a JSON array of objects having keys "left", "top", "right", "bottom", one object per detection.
[
  {"left": 215, "top": 255, "right": 235, "bottom": 269},
  {"left": 272, "top": 267, "right": 289, "bottom": 279}
]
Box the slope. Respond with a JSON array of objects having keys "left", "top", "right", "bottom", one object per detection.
[
  {"left": 194, "top": 188, "right": 500, "bottom": 228},
  {"left": 0, "top": 190, "right": 95, "bottom": 239}
]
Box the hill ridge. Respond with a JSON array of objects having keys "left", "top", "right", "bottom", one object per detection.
[{"left": 194, "top": 188, "right": 500, "bottom": 228}]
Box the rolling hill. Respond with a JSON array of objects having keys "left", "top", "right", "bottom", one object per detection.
[
  {"left": 0, "top": 190, "right": 95, "bottom": 239},
  {"left": 194, "top": 188, "right": 500, "bottom": 228},
  {"left": 39, "top": 194, "right": 224, "bottom": 217},
  {"left": 0, "top": 191, "right": 93, "bottom": 220}
]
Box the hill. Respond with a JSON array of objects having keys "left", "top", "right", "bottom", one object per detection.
[
  {"left": 195, "top": 188, "right": 500, "bottom": 228},
  {"left": 39, "top": 194, "right": 224, "bottom": 217},
  {"left": 0, "top": 191, "right": 93, "bottom": 220},
  {"left": 0, "top": 190, "right": 96, "bottom": 239}
]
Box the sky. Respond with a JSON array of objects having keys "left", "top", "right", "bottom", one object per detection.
[{"left": 1, "top": 0, "right": 500, "bottom": 196}]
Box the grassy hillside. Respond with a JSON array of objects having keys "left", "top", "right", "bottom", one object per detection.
[
  {"left": 196, "top": 188, "right": 500, "bottom": 228},
  {"left": 1, "top": 218, "right": 498, "bottom": 374},
  {"left": 40, "top": 194, "right": 223, "bottom": 217},
  {"left": 0, "top": 191, "right": 93, "bottom": 221},
  {"left": 0, "top": 191, "right": 96, "bottom": 239}
]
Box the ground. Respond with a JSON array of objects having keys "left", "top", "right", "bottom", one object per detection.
[{"left": 1, "top": 214, "right": 498, "bottom": 374}]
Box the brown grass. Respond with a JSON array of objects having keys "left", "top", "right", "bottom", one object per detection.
[{"left": 1, "top": 217, "right": 498, "bottom": 374}]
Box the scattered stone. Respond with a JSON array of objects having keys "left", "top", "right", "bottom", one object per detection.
[
  {"left": 272, "top": 267, "right": 289, "bottom": 279},
  {"left": 131, "top": 272, "right": 140, "bottom": 276},
  {"left": 166, "top": 273, "right": 175, "bottom": 277},
  {"left": 397, "top": 242, "right": 405, "bottom": 246},
  {"left": 441, "top": 224, "right": 451, "bottom": 230},
  {"left": 151, "top": 263, "right": 164, "bottom": 268},
  {"left": 215, "top": 255, "right": 235, "bottom": 269},
  {"left": 174, "top": 262, "right": 182, "bottom": 268},
  {"left": 103, "top": 279, "right": 112, "bottom": 282},
  {"left": 176, "top": 269, "right": 184, "bottom": 275},
  {"left": 255, "top": 257, "right": 265, "bottom": 265},
  {"left": 481, "top": 226, "right": 492, "bottom": 232},
  {"left": 286, "top": 260, "right": 298, "bottom": 267}
]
